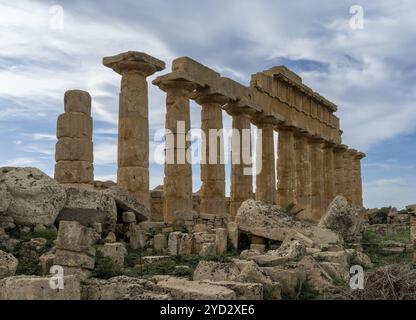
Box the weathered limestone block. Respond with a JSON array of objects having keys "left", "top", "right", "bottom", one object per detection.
[
  {"left": 153, "top": 233, "right": 168, "bottom": 252},
  {"left": 157, "top": 277, "right": 236, "bottom": 300},
  {"left": 97, "top": 243, "right": 127, "bottom": 268},
  {"left": 261, "top": 266, "right": 306, "bottom": 299},
  {"left": 177, "top": 233, "right": 193, "bottom": 256},
  {"left": 117, "top": 167, "right": 150, "bottom": 209},
  {"left": 319, "top": 262, "right": 349, "bottom": 282},
  {"left": 236, "top": 200, "right": 302, "bottom": 241},
  {"left": 201, "top": 280, "right": 263, "bottom": 300},
  {"left": 103, "top": 186, "right": 150, "bottom": 223},
  {"left": 55, "top": 138, "right": 93, "bottom": 162},
  {"left": 54, "top": 250, "right": 95, "bottom": 270},
  {"left": 233, "top": 260, "right": 282, "bottom": 300},
  {"left": 312, "top": 251, "right": 349, "bottom": 271},
  {"left": 193, "top": 261, "right": 240, "bottom": 282},
  {"left": 215, "top": 228, "right": 228, "bottom": 255},
  {"left": 81, "top": 276, "right": 170, "bottom": 300},
  {"left": 194, "top": 232, "right": 216, "bottom": 253},
  {"left": 64, "top": 90, "right": 92, "bottom": 115},
  {"left": 0, "top": 250, "right": 18, "bottom": 279},
  {"left": 237, "top": 200, "right": 342, "bottom": 247},
  {"left": 129, "top": 225, "right": 146, "bottom": 250},
  {"left": 0, "top": 167, "right": 67, "bottom": 227},
  {"left": 247, "top": 240, "right": 306, "bottom": 267},
  {"left": 0, "top": 185, "right": 12, "bottom": 215},
  {"left": 227, "top": 222, "right": 239, "bottom": 249},
  {"left": 199, "top": 243, "right": 217, "bottom": 257},
  {"left": 55, "top": 221, "right": 97, "bottom": 253},
  {"left": 168, "top": 232, "right": 183, "bottom": 256},
  {"left": 57, "top": 112, "right": 92, "bottom": 139},
  {"left": 0, "top": 275, "right": 81, "bottom": 300},
  {"left": 172, "top": 56, "right": 220, "bottom": 88},
  {"left": 318, "top": 195, "right": 364, "bottom": 242},
  {"left": 39, "top": 252, "right": 55, "bottom": 275},
  {"left": 298, "top": 256, "right": 333, "bottom": 294},
  {"left": 56, "top": 186, "right": 117, "bottom": 234},
  {"left": 54, "top": 161, "right": 94, "bottom": 184}
]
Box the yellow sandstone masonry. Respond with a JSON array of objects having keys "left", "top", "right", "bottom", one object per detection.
[
  {"left": 55, "top": 90, "right": 94, "bottom": 184},
  {"left": 103, "top": 51, "right": 166, "bottom": 209}
]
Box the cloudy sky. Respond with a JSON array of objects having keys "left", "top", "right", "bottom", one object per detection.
[{"left": 0, "top": 0, "right": 415, "bottom": 209}]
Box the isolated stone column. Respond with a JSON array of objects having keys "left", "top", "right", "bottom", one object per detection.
[
  {"left": 308, "top": 135, "right": 325, "bottom": 221},
  {"left": 333, "top": 144, "right": 348, "bottom": 197},
  {"left": 294, "top": 130, "right": 311, "bottom": 218},
  {"left": 276, "top": 125, "right": 296, "bottom": 207},
  {"left": 227, "top": 107, "right": 253, "bottom": 219},
  {"left": 322, "top": 141, "right": 336, "bottom": 211},
  {"left": 195, "top": 93, "right": 227, "bottom": 217},
  {"left": 55, "top": 90, "right": 94, "bottom": 184},
  {"left": 254, "top": 116, "right": 277, "bottom": 204},
  {"left": 352, "top": 151, "right": 366, "bottom": 207},
  {"left": 153, "top": 78, "right": 195, "bottom": 222},
  {"left": 343, "top": 149, "right": 356, "bottom": 203},
  {"left": 103, "top": 52, "right": 165, "bottom": 209}
]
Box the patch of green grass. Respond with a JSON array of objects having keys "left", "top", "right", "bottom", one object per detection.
[
  {"left": 298, "top": 282, "right": 321, "bottom": 300},
  {"left": 7, "top": 228, "right": 58, "bottom": 276},
  {"left": 92, "top": 251, "right": 123, "bottom": 279},
  {"left": 362, "top": 229, "right": 412, "bottom": 268},
  {"left": 8, "top": 228, "right": 57, "bottom": 246}
]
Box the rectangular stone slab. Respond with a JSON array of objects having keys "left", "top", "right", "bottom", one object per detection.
[
  {"left": 103, "top": 51, "right": 165, "bottom": 71},
  {"left": 172, "top": 57, "right": 220, "bottom": 88}
]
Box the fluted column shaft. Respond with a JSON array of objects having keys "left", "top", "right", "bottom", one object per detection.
[
  {"left": 255, "top": 118, "right": 276, "bottom": 204},
  {"left": 103, "top": 52, "right": 165, "bottom": 209},
  {"left": 276, "top": 126, "right": 296, "bottom": 207},
  {"left": 334, "top": 145, "right": 348, "bottom": 198},
  {"left": 322, "top": 142, "right": 336, "bottom": 210},
  {"left": 230, "top": 110, "right": 253, "bottom": 219},
  {"left": 294, "top": 132, "right": 311, "bottom": 218},
  {"left": 343, "top": 150, "right": 355, "bottom": 203},
  {"left": 197, "top": 96, "right": 227, "bottom": 216},
  {"left": 162, "top": 82, "right": 194, "bottom": 222},
  {"left": 308, "top": 136, "right": 325, "bottom": 221}
]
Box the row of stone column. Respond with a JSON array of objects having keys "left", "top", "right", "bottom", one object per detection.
[{"left": 99, "top": 51, "right": 365, "bottom": 224}]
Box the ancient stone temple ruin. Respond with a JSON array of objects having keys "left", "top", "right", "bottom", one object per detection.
[
  {"left": 54, "top": 51, "right": 365, "bottom": 223},
  {"left": 52, "top": 51, "right": 366, "bottom": 257}
]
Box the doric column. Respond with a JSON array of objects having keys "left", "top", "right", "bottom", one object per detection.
[
  {"left": 103, "top": 52, "right": 165, "bottom": 209},
  {"left": 253, "top": 116, "right": 278, "bottom": 204},
  {"left": 276, "top": 125, "right": 296, "bottom": 207},
  {"left": 226, "top": 105, "right": 253, "bottom": 219},
  {"left": 352, "top": 151, "right": 366, "bottom": 207},
  {"left": 294, "top": 129, "right": 311, "bottom": 219},
  {"left": 195, "top": 92, "right": 228, "bottom": 217},
  {"left": 333, "top": 144, "right": 348, "bottom": 198},
  {"left": 55, "top": 90, "right": 94, "bottom": 184},
  {"left": 322, "top": 141, "right": 336, "bottom": 210},
  {"left": 308, "top": 135, "right": 325, "bottom": 221},
  {"left": 153, "top": 77, "right": 195, "bottom": 222},
  {"left": 343, "top": 149, "right": 356, "bottom": 203}
]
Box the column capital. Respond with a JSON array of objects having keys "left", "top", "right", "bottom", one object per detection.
[
  {"left": 322, "top": 140, "right": 337, "bottom": 149},
  {"left": 355, "top": 151, "right": 366, "bottom": 160},
  {"left": 252, "top": 113, "right": 284, "bottom": 127},
  {"left": 333, "top": 144, "right": 348, "bottom": 153},
  {"left": 306, "top": 134, "right": 325, "bottom": 144},
  {"left": 193, "top": 87, "right": 229, "bottom": 105},
  {"left": 153, "top": 72, "right": 200, "bottom": 94},
  {"left": 103, "top": 51, "right": 165, "bottom": 77},
  {"left": 224, "top": 97, "right": 260, "bottom": 117}
]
